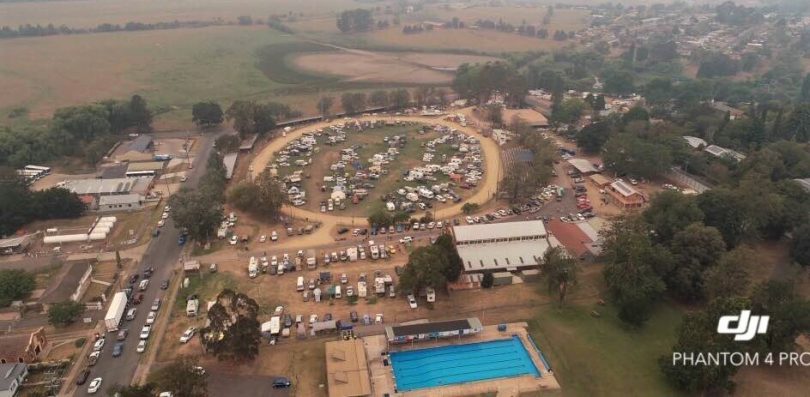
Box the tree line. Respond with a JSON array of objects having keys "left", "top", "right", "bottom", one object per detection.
[
  {"left": 336, "top": 9, "right": 374, "bottom": 33},
  {"left": 0, "top": 176, "right": 85, "bottom": 237},
  {"left": 0, "top": 95, "right": 152, "bottom": 167},
  {"left": 0, "top": 19, "right": 230, "bottom": 39},
  {"left": 169, "top": 152, "right": 227, "bottom": 242}
]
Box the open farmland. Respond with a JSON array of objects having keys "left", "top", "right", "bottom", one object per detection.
[
  {"left": 0, "top": 0, "right": 361, "bottom": 28},
  {"left": 291, "top": 50, "right": 499, "bottom": 84},
  {"left": 0, "top": 26, "right": 304, "bottom": 120}
]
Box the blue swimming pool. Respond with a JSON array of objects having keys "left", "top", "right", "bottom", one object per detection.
[{"left": 389, "top": 336, "right": 540, "bottom": 391}]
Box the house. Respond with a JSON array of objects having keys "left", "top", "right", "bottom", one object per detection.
[
  {"left": 0, "top": 363, "right": 27, "bottom": 397},
  {"left": 114, "top": 135, "right": 153, "bottom": 162},
  {"left": 452, "top": 220, "right": 551, "bottom": 272},
  {"left": 606, "top": 180, "right": 645, "bottom": 208},
  {"left": 0, "top": 328, "right": 47, "bottom": 364},
  {"left": 39, "top": 262, "right": 93, "bottom": 308},
  {"left": 384, "top": 317, "right": 483, "bottom": 345},
  {"left": 704, "top": 144, "right": 746, "bottom": 162},
  {"left": 709, "top": 101, "right": 746, "bottom": 120},
  {"left": 97, "top": 194, "right": 144, "bottom": 212},
  {"left": 325, "top": 339, "right": 371, "bottom": 397},
  {"left": 682, "top": 136, "right": 707, "bottom": 149},
  {"left": 589, "top": 174, "right": 612, "bottom": 188},
  {"left": 0, "top": 235, "right": 35, "bottom": 256},
  {"left": 546, "top": 219, "right": 601, "bottom": 260}
]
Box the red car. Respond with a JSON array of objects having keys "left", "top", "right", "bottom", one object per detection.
[{"left": 133, "top": 293, "right": 144, "bottom": 305}]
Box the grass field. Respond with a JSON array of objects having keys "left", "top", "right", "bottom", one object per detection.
[{"left": 0, "top": 0, "right": 361, "bottom": 28}]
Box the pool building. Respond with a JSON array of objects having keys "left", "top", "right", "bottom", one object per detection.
[{"left": 345, "top": 318, "right": 560, "bottom": 397}]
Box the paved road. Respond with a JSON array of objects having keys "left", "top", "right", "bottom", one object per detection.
[{"left": 71, "top": 133, "right": 216, "bottom": 396}]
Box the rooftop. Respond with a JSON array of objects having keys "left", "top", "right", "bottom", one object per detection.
[
  {"left": 60, "top": 177, "right": 153, "bottom": 196},
  {"left": 0, "top": 363, "right": 26, "bottom": 391},
  {"left": 610, "top": 180, "right": 640, "bottom": 197},
  {"left": 453, "top": 220, "right": 547, "bottom": 242},
  {"left": 98, "top": 194, "right": 143, "bottom": 206},
  {"left": 126, "top": 135, "right": 153, "bottom": 153},
  {"left": 683, "top": 136, "right": 708, "bottom": 149},
  {"left": 40, "top": 262, "right": 92, "bottom": 304},
  {"left": 239, "top": 134, "right": 259, "bottom": 151},
  {"left": 223, "top": 153, "right": 238, "bottom": 180},
  {"left": 502, "top": 108, "right": 549, "bottom": 127},
  {"left": 0, "top": 234, "right": 35, "bottom": 250},
  {"left": 547, "top": 219, "right": 594, "bottom": 258},
  {"left": 387, "top": 318, "right": 482, "bottom": 338},
  {"left": 457, "top": 239, "right": 549, "bottom": 271},
  {"left": 325, "top": 339, "right": 371, "bottom": 397},
  {"left": 126, "top": 161, "right": 165, "bottom": 172},
  {"left": 567, "top": 158, "right": 599, "bottom": 174}
]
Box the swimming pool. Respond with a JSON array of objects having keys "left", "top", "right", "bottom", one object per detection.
[{"left": 389, "top": 336, "right": 540, "bottom": 391}]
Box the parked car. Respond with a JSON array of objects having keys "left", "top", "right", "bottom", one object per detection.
[
  {"left": 140, "top": 325, "right": 151, "bottom": 339},
  {"left": 151, "top": 299, "right": 161, "bottom": 311},
  {"left": 407, "top": 294, "right": 417, "bottom": 309},
  {"left": 93, "top": 338, "right": 105, "bottom": 352},
  {"left": 271, "top": 231, "right": 278, "bottom": 241},
  {"left": 350, "top": 311, "right": 359, "bottom": 322},
  {"left": 136, "top": 340, "right": 147, "bottom": 353},
  {"left": 76, "top": 369, "right": 91, "bottom": 385},
  {"left": 146, "top": 311, "right": 156, "bottom": 325},
  {"left": 272, "top": 377, "right": 292, "bottom": 388},
  {"left": 179, "top": 327, "right": 197, "bottom": 343},
  {"left": 160, "top": 280, "right": 169, "bottom": 290},
  {"left": 87, "top": 377, "right": 103, "bottom": 394},
  {"left": 116, "top": 329, "right": 128, "bottom": 341},
  {"left": 259, "top": 235, "right": 267, "bottom": 243}
]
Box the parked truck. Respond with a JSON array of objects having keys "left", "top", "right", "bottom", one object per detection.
[
  {"left": 369, "top": 244, "right": 380, "bottom": 260},
  {"left": 357, "top": 281, "right": 367, "bottom": 298},
  {"left": 374, "top": 278, "right": 386, "bottom": 295},
  {"left": 104, "top": 292, "right": 128, "bottom": 332},
  {"left": 248, "top": 256, "right": 259, "bottom": 278},
  {"left": 306, "top": 249, "right": 317, "bottom": 270}
]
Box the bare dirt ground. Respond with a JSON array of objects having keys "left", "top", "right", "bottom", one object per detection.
[{"left": 291, "top": 51, "right": 498, "bottom": 84}]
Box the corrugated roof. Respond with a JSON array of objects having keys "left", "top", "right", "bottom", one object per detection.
[
  {"left": 325, "top": 339, "right": 371, "bottom": 397},
  {"left": 126, "top": 161, "right": 165, "bottom": 172},
  {"left": 126, "top": 135, "right": 153, "bottom": 153},
  {"left": 610, "top": 180, "right": 639, "bottom": 197},
  {"left": 457, "top": 239, "right": 549, "bottom": 271},
  {"left": 683, "top": 136, "right": 707, "bottom": 149},
  {"left": 98, "top": 194, "right": 143, "bottom": 206},
  {"left": 223, "top": 153, "right": 238, "bottom": 180},
  {"left": 567, "top": 158, "right": 599, "bottom": 174},
  {"left": 547, "top": 219, "right": 592, "bottom": 257},
  {"left": 388, "top": 318, "right": 479, "bottom": 337},
  {"left": 0, "top": 363, "right": 26, "bottom": 390},
  {"left": 453, "top": 220, "right": 546, "bottom": 242}
]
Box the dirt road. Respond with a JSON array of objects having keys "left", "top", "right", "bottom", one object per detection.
[{"left": 249, "top": 114, "right": 503, "bottom": 250}]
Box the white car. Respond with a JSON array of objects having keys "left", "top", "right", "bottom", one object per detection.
[
  {"left": 180, "top": 176, "right": 188, "bottom": 182},
  {"left": 180, "top": 327, "right": 197, "bottom": 343},
  {"left": 426, "top": 287, "right": 436, "bottom": 303},
  {"left": 146, "top": 311, "right": 156, "bottom": 325},
  {"left": 93, "top": 338, "right": 105, "bottom": 351},
  {"left": 87, "top": 377, "right": 102, "bottom": 394},
  {"left": 136, "top": 340, "right": 147, "bottom": 353},
  {"left": 399, "top": 236, "right": 413, "bottom": 244},
  {"left": 465, "top": 216, "right": 474, "bottom": 224},
  {"left": 229, "top": 235, "right": 238, "bottom": 245},
  {"left": 259, "top": 235, "right": 267, "bottom": 243},
  {"left": 140, "top": 325, "right": 151, "bottom": 340},
  {"left": 271, "top": 256, "right": 278, "bottom": 267},
  {"left": 375, "top": 313, "right": 384, "bottom": 324},
  {"left": 161, "top": 212, "right": 169, "bottom": 220},
  {"left": 157, "top": 219, "right": 165, "bottom": 228},
  {"left": 407, "top": 294, "right": 417, "bottom": 309},
  {"left": 436, "top": 221, "right": 443, "bottom": 228},
  {"left": 309, "top": 314, "right": 318, "bottom": 325},
  {"left": 340, "top": 273, "right": 348, "bottom": 284},
  {"left": 271, "top": 231, "right": 278, "bottom": 241}
]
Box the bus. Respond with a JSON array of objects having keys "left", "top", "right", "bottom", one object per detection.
[
  {"left": 24, "top": 165, "right": 51, "bottom": 174},
  {"left": 125, "top": 170, "right": 156, "bottom": 177}
]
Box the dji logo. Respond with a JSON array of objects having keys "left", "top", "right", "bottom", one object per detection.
[{"left": 717, "top": 310, "right": 769, "bottom": 341}]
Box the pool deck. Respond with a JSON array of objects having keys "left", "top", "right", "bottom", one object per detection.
[{"left": 364, "top": 322, "right": 560, "bottom": 396}]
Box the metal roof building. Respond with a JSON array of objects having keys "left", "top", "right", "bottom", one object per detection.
[
  {"left": 324, "top": 339, "right": 371, "bottom": 397},
  {"left": 567, "top": 158, "right": 599, "bottom": 174},
  {"left": 126, "top": 135, "right": 153, "bottom": 153},
  {"left": 385, "top": 318, "right": 483, "bottom": 344},
  {"left": 126, "top": 161, "right": 165, "bottom": 173},
  {"left": 683, "top": 136, "right": 707, "bottom": 149},
  {"left": 452, "top": 220, "right": 551, "bottom": 272},
  {"left": 60, "top": 177, "right": 153, "bottom": 196},
  {"left": 223, "top": 153, "right": 238, "bottom": 180}
]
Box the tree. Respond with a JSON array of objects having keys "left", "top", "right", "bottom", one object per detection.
[
  {"left": 603, "top": 134, "right": 673, "bottom": 180},
  {"left": 697, "top": 52, "right": 739, "bottom": 78},
  {"left": 370, "top": 90, "right": 389, "bottom": 108},
  {"left": 704, "top": 246, "right": 754, "bottom": 300},
  {"left": 461, "top": 202, "right": 479, "bottom": 215},
  {"left": 540, "top": 246, "right": 579, "bottom": 306},
  {"left": 389, "top": 89, "right": 410, "bottom": 109},
  {"left": 696, "top": 188, "right": 748, "bottom": 247},
  {"left": 225, "top": 101, "right": 286, "bottom": 137},
  {"left": 602, "top": 69, "right": 635, "bottom": 96},
  {"left": 576, "top": 121, "right": 612, "bottom": 153},
  {"left": 170, "top": 189, "right": 222, "bottom": 241},
  {"left": 340, "top": 92, "right": 367, "bottom": 115},
  {"left": 227, "top": 171, "right": 286, "bottom": 221},
  {"left": 398, "top": 246, "right": 448, "bottom": 294},
  {"left": 317, "top": 96, "right": 334, "bottom": 117},
  {"left": 601, "top": 217, "right": 667, "bottom": 326},
  {"left": 148, "top": 356, "right": 207, "bottom": 396},
  {"left": 214, "top": 135, "right": 241, "bottom": 153},
  {"left": 485, "top": 104, "right": 503, "bottom": 127},
  {"left": 750, "top": 280, "right": 810, "bottom": 351},
  {"left": 621, "top": 106, "right": 650, "bottom": 125},
  {"left": 552, "top": 98, "right": 586, "bottom": 124},
  {"left": 107, "top": 383, "right": 157, "bottom": 397},
  {"left": 434, "top": 234, "right": 463, "bottom": 283},
  {"left": 792, "top": 224, "right": 810, "bottom": 266},
  {"left": 201, "top": 289, "right": 261, "bottom": 361},
  {"left": 0, "top": 269, "right": 35, "bottom": 307},
  {"left": 800, "top": 73, "right": 810, "bottom": 104},
  {"left": 666, "top": 223, "right": 726, "bottom": 302},
  {"left": 192, "top": 102, "right": 224, "bottom": 128},
  {"left": 48, "top": 301, "right": 85, "bottom": 327},
  {"left": 128, "top": 95, "right": 153, "bottom": 133},
  {"left": 660, "top": 297, "right": 752, "bottom": 393},
  {"left": 336, "top": 9, "right": 374, "bottom": 33},
  {"left": 481, "top": 273, "right": 494, "bottom": 288},
  {"left": 643, "top": 191, "right": 704, "bottom": 244}
]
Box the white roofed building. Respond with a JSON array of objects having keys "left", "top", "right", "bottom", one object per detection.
[{"left": 451, "top": 220, "right": 551, "bottom": 273}]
